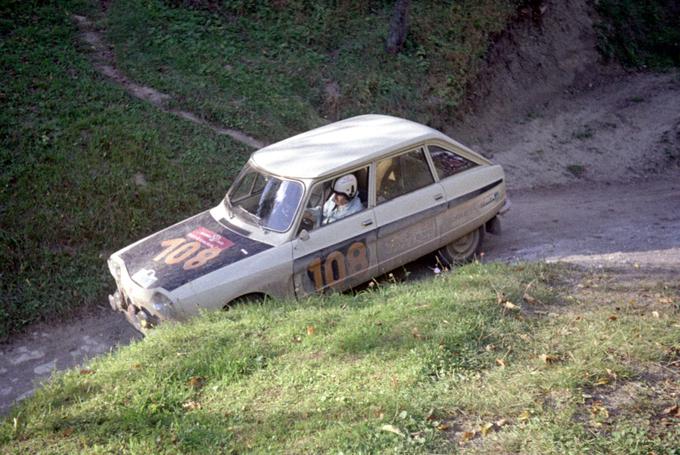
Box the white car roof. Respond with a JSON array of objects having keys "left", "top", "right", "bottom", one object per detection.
[{"left": 250, "top": 114, "right": 466, "bottom": 179}]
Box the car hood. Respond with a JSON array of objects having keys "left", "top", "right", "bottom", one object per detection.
[{"left": 118, "top": 210, "right": 272, "bottom": 292}]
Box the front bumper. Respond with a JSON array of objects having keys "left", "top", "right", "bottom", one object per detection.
[{"left": 109, "top": 289, "right": 159, "bottom": 334}]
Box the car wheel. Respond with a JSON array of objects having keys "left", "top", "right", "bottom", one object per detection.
[
  {"left": 223, "top": 293, "right": 266, "bottom": 310},
  {"left": 438, "top": 226, "right": 484, "bottom": 265}
]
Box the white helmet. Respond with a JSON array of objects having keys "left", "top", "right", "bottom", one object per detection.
[{"left": 333, "top": 174, "right": 357, "bottom": 198}]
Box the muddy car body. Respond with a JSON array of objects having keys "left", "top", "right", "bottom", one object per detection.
[{"left": 108, "top": 115, "right": 509, "bottom": 331}]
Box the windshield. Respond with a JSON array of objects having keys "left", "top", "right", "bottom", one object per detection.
[{"left": 226, "top": 165, "right": 303, "bottom": 232}]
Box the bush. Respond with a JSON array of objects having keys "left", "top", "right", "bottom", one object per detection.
[{"left": 595, "top": 0, "right": 680, "bottom": 68}]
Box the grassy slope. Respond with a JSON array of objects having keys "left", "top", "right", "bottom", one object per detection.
[
  {"left": 1, "top": 263, "right": 678, "bottom": 453},
  {"left": 0, "top": 1, "right": 250, "bottom": 338},
  {"left": 105, "top": 0, "right": 516, "bottom": 142}
]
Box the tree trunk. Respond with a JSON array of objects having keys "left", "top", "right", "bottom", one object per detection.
[{"left": 385, "top": 0, "right": 411, "bottom": 54}]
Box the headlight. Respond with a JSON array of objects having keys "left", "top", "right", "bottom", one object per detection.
[
  {"left": 108, "top": 258, "right": 122, "bottom": 282},
  {"left": 151, "top": 292, "right": 175, "bottom": 318}
]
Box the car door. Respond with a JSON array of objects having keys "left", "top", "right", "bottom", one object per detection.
[
  {"left": 292, "top": 169, "right": 378, "bottom": 296},
  {"left": 372, "top": 147, "right": 446, "bottom": 274}
]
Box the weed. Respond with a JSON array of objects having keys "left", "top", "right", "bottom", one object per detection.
[
  {"left": 566, "top": 164, "right": 586, "bottom": 178},
  {"left": 531, "top": 149, "right": 545, "bottom": 158},
  {"left": 527, "top": 110, "right": 541, "bottom": 120},
  {"left": 573, "top": 125, "right": 594, "bottom": 140}
]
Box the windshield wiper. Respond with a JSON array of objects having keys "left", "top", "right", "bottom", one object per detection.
[{"left": 233, "top": 205, "right": 266, "bottom": 230}]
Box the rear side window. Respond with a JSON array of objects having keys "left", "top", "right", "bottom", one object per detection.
[
  {"left": 376, "top": 148, "right": 434, "bottom": 203},
  {"left": 428, "top": 145, "right": 477, "bottom": 179}
]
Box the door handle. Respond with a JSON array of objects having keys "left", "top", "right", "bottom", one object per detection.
[
  {"left": 361, "top": 219, "right": 373, "bottom": 227},
  {"left": 434, "top": 193, "right": 444, "bottom": 201}
]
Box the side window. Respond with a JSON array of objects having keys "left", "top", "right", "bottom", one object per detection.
[
  {"left": 428, "top": 145, "right": 477, "bottom": 179},
  {"left": 297, "top": 168, "right": 369, "bottom": 234},
  {"left": 376, "top": 148, "right": 434, "bottom": 203}
]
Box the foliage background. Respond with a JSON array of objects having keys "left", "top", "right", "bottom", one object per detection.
[{"left": 595, "top": 0, "right": 680, "bottom": 68}]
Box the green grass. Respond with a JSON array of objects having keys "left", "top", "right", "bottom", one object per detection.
[
  {"left": 595, "top": 0, "right": 680, "bottom": 69},
  {"left": 1, "top": 263, "right": 678, "bottom": 453},
  {"left": 105, "top": 0, "right": 517, "bottom": 142},
  {"left": 0, "top": 0, "right": 251, "bottom": 339}
]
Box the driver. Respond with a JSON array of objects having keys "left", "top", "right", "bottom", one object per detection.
[{"left": 322, "top": 174, "right": 363, "bottom": 225}]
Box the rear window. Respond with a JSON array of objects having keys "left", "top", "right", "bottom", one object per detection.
[{"left": 428, "top": 145, "right": 477, "bottom": 179}]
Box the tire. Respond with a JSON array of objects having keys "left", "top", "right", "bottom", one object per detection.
[
  {"left": 223, "top": 293, "right": 266, "bottom": 310},
  {"left": 438, "top": 226, "right": 484, "bottom": 266}
]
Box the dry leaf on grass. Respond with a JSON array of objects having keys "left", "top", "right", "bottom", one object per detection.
[
  {"left": 425, "top": 408, "right": 435, "bottom": 421},
  {"left": 380, "top": 424, "right": 404, "bottom": 437},
  {"left": 182, "top": 400, "right": 202, "bottom": 411},
  {"left": 306, "top": 325, "right": 315, "bottom": 336},
  {"left": 187, "top": 376, "right": 205, "bottom": 389},
  {"left": 496, "top": 290, "right": 522, "bottom": 311},
  {"left": 595, "top": 369, "right": 618, "bottom": 385},
  {"left": 480, "top": 422, "right": 495, "bottom": 436},
  {"left": 539, "top": 354, "right": 560, "bottom": 364},
  {"left": 504, "top": 301, "right": 520, "bottom": 311},
  {"left": 79, "top": 369, "right": 95, "bottom": 375},
  {"left": 662, "top": 405, "right": 680, "bottom": 418},
  {"left": 590, "top": 403, "right": 608, "bottom": 414},
  {"left": 62, "top": 427, "right": 75, "bottom": 437},
  {"left": 459, "top": 430, "right": 477, "bottom": 444},
  {"left": 589, "top": 402, "right": 609, "bottom": 426},
  {"left": 523, "top": 293, "right": 539, "bottom": 305},
  {"left": 496, "top": 358, "right": 506, "bottom": 368}
]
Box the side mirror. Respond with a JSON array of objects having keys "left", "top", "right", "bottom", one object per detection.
[{"left": 298, "top": 229, "right": 310, "bottom": 241}]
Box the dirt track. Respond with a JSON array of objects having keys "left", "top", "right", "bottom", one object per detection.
[{"left": 487, "top": 174, "right": 680, "bottom": 267}]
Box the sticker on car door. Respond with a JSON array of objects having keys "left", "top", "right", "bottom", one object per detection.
[{"left": 294, "top": 234, "right": 373, "bottom": 294}]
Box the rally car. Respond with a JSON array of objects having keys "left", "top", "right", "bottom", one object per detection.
[{"left": 108, "top": 114, "right": 509, "bottom": 332}]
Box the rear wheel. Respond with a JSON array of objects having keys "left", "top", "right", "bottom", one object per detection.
[{"left": 438, "top": 226, "right": 484, "bottom": 266}]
